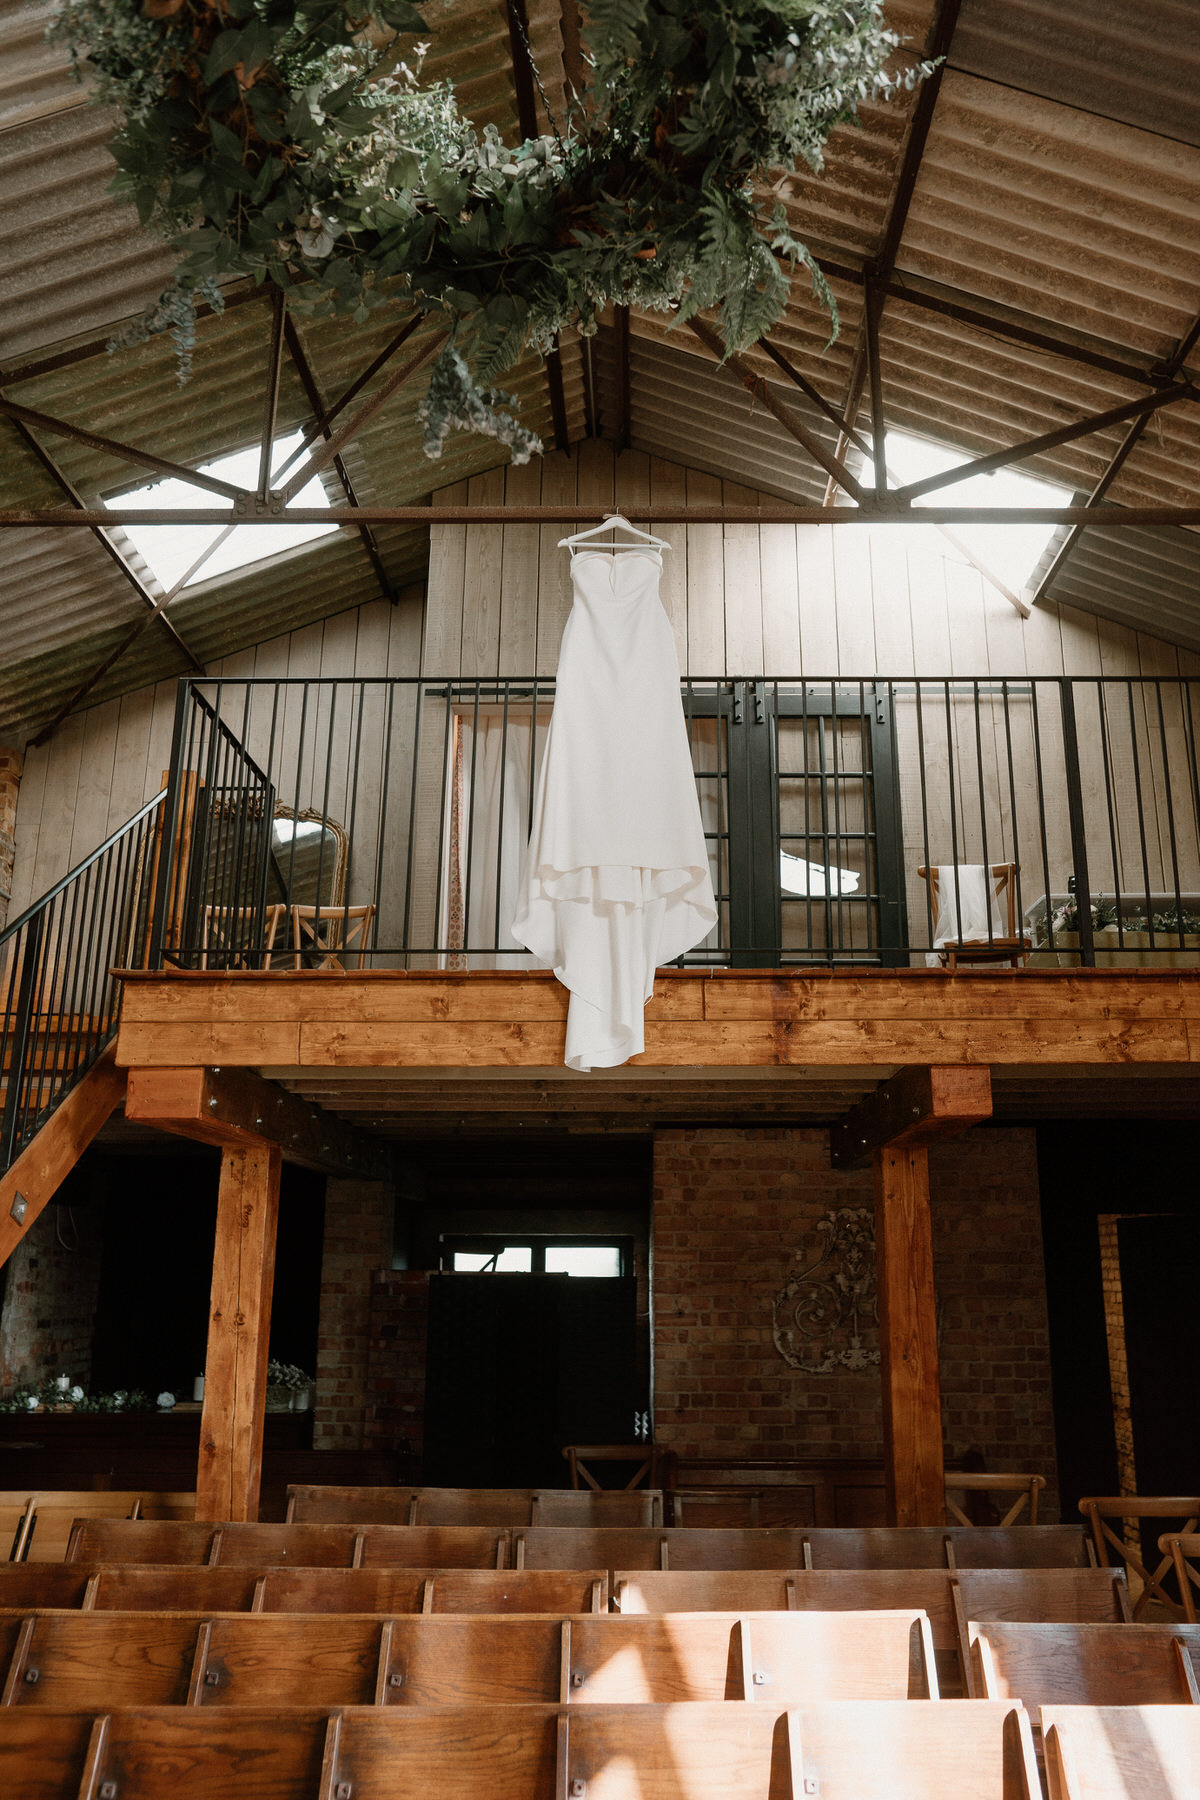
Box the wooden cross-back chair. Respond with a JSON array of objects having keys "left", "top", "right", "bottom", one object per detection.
[
  {"left": 1079, "top": 1496, "right": 1200, "bottom": 1620},
  {"left": 564, "top": 1444, "right": 668, "bottom": 1491},
  {"left": 199, "top": 902, "right": 285, "bottom": 969},
  {"left": 945, "top": 1472, "right": 1047, "bottom": 1527},
  {"left": 1160, "top": 1531, "right": 1200, "bottom": 1623},
  {"left": 918, "top": 862, "right": 1032, "bottom": 969},
  {"left": 290, "top": 901, "right": 376, "bottom": 969}
]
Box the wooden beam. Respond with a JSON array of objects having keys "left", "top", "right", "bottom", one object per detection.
[
  {"left": 0, "top": 1050, "right": 126, "bottom": 1269},
  {"left": 830, "top": 1065, "right": 993, "bottom": 1169},
  {"left": 875, "top": 1141, "right": 944, "bottom": 1526},
  {"left": 685, "top": 316, "right": 868, "bottom": 503},
  {"left": 0, "top": 397, "right": 247, "bottom": 499},
  {"left": 14, "top": 502, "right": 1200, "bottom": 528},
  {"left": 124, "top": 1064, "right": 393, "bottom": 1181},
  {"left": 196, "top": 1142, "right": 280, "bottom": 1521},
  {"left": 257, "top": 287, "right": 287, "bottom": 505}
]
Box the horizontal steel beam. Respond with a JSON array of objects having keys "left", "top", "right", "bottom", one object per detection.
[{"left": 4, "top": 504, "right": 1200, "bottom": 528}]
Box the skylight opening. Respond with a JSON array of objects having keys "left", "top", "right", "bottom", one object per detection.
[
  {"left": 105, "top": 430, "right": 338, "bottom": 592},
  {"left": 881, "top": 429, "right": 1070, "bottom": 600}
]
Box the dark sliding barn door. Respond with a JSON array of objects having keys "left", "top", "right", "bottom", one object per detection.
[{"left": 422, "top": 1274, "right": 638, "bottom": 1487}]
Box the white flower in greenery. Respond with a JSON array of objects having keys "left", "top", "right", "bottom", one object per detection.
[
  {"left": 25, "top": 1394, "right": 39, "bottom": 1410},
  {"left": 113, "top": 1391, "right": 126, "bottom": 1408},
  {"left": 70, "top": 1385, "right": 84, "bottom": 1402},
  {"left": 156, "top": 1390, "right": 175, "bottom": 1409}
]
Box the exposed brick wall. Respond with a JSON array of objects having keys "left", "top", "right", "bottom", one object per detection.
[
  {"left": 0, "top": 747, "right": 23, "bottom": 930},
  {"left": 0, "top": 1200, "right": 104, "bottom": 1392},
  {"left": 652, "top": 1125, "right": 1059, "bottom": 1513},
  {"left": 365, "top": 1270, "right": 430, "bottom": 1471},
  {"left": 313, "top": 1178, "right": 395, "bottom": 1450}
]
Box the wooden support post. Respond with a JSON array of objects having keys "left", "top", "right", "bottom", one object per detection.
[
  {"left": 196, "top": 1142, "right": 280, "bottom": 1522},
  {"left": 874, "top": 1142, "right": 943, "bottom": 1527},
  {"left": 832, "top": 1065, "right": 993, "bottom": 1526}
]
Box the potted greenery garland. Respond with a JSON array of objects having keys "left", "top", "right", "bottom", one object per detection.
[{"left": 52, "top": 0, "right": 931, "bottom": 459}]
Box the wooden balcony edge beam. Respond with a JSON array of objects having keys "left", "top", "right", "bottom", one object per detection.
[
  {"left": 124, "top": 1065, "right": 392, "bottom": 1181},
  {"left": 830, "top": 1065, "right": 993, "bottom": 1168}
]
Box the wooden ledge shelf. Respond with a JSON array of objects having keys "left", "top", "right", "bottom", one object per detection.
[{"left": 113, "top": 968, "right": 1200, "bottom": 1071}]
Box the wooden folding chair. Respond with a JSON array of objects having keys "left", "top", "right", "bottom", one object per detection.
[
  {"left": 290, "top": 901, "right": 375, "bottom": 969},
  {"left": 1042, "top": 1704, "right": 1200, "bottom": 1800},
  {"left": 1080, "top": 1496, "right": 1200, "bottom": 1619},
  {"left": 1160, "top": 1531, "right": 1200, "bottom": 1623},
  {"left": 564, "top": 1444, "right": 667, "bottom": 1490},
  {"left": 970, "top": 1619, "right": 1200, "bottom": 1709},
  {"left": 945, "top": 1471, "right": 1046, "bottom": 1527},
  {"left": 919, "top": 862, "right": 1031, "bottom": 968},
  {"left": 199, "top": 901, "right": 284, "bottom": 969}
]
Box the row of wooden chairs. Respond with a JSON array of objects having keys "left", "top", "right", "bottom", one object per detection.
[
  {"left": 0, "top": 1699, "right": 1059, "bottom": 1800},
  {"left": 62, "top": 1518, "right": 1096, "bottom": 1572},
  {"left": 286, "top": 1474, "right": 1046, "bottom": 1530},
  {"left": 0, "top": 1563, "right": 1135, "bottom": 1695},
  {"left": 0, "top": 1491, "right": 196, "bottom": 1565},
  {"left": 1079, "top": 1496, "right": 1200, "bottom": 1619},
  {"left": 1, "top": 1611, "right": 1195, "bottom": 1716},
  {"left": 0, "top": 1610, "right": 940, "bottom": 1709},
  {"left": 286, "top": 1484, "right": 664, "bottom": 1527}
]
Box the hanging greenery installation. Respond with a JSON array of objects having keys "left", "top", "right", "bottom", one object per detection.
[{"left": 52, "top": 0, "right": 932, "bottom": 460}]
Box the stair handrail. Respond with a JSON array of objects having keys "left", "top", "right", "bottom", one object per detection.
[{"left": 0, "top": 789, "right": 166, "bottom": 1172}]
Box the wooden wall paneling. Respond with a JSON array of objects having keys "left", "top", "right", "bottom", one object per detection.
[
  {"left": 613, "top": 446, "right": 651, "bottom": 520},
  {"left": 947, "top": 562, "right": 1008, "bottom": 867},
  {"left": 649, "top": 458, "right": 688, "bottom": 670},
  {"left": 1056, "top": 603, "right": 1104, "bottom": 678},
  {"left": 981, "top": 572, "right": 1031, "bottom": 682},
  {"left": 759, "top": 525, "right": 802, "bottom": 676},
  {"left": 722, "top": 481, "right": 765, "bottom": 676},
  {"left": 104, "top": 689, "right": 156, "bottom": 837},
  {"left": 684, "top": 467, "right": 725, "bottom": 676},
  {"left": 460, "top": 466, "right": 506, "bottom": 678},
  {"left": 6, "top": 734, "right": 49, "bottom": 920},
  {"left": 310, "top": 617, "right": 360, "bottom": 851},
  {"left": 196, "top": 1143, "right": 281, "bottom": 1522},
  {"left": 342, "top": 602, "right": 393, "bottom": 926},
  {"left": 423, "top": 478, "right": 468, "bottom": 674},
  {"left": 832, "top": 527, "right": 876, "bottom": 676},
  {"left": 535, "top": 450, "right": 578, "bottom": 675},
  {"left": 1132, "top": 633, "right": 1186, "bottom": 893},
  {"left": 905, "top": 538, "right": 954, "bottom": 679},
  {"left": 794, "top": 524, "right": 838, "bottom": 676},
  {"left": 1094, "top": 621, "right": 1153, "bottom": 894},
  {"left": 867, "top": 528, "right": 915, "bottom": 680},
  {"left": 1019, "top": 604, "right": 1066, "bottom": 678},
  {"left": 576, "top": 435, "right": 615, "bottom": 514},
  {"left": 274, "top": 622, "right": 325, "bottom": 817},
  {"left": 28, "top": 710, "right": 87, "bottom": 902},
  {"left": 499, "top": 458, "right": 542, "bottom": 675}
]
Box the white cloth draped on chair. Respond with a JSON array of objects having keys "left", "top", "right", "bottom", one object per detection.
[{"left": 925, "top": 863, "right": 1007, "bottom": 966}]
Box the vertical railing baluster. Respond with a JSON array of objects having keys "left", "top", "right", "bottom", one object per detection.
[{"left": 1059, "top": 680, "right": 1095, "bottom": 966}]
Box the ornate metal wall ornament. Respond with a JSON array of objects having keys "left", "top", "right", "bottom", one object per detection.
[{"left": 772, "top": 1207, "right": 880, "bottom": 1374}]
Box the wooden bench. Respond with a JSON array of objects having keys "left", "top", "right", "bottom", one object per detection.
[
  {"left": 0, "top": 1504, "right": 33, "bottom": 1563},
  {"left": 0, "top": 1699, "right": 1042, "bottom": 1798},
  {"left": 65, "top": 1518, "right": 510, "bottom": 1569},
  {"left": 515, "top": 1527, "right": 812, "bottom": 1572},
  {"left": 969, "top": 1620, "right": 1200, "bottom": 1708},
  {"left": 1079, "top": 1495, "right": 1200, "bottom": 1619},
  {"left": 1041, "top": 1704, "right": 1200, "bottom": 1800},
  {"left": 0, "top": 1612, "right": 200, "bottom": 1707},
  {"left": 284, "top": 1484, "right": 664, "bottom": 1528},
  {"left": 803, "top": 1526, "right": 1091, "bottom": 1570},
  {"left": 0, "top": 1492, "right": 195, "bottom": 1563}
]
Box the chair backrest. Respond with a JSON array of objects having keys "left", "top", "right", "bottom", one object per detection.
[
  {"left": 517, "top": 1527, "right": 810, "bottom": 1573},
  {"left": 0, "top": 1612, "right": 200, "bottom": 1707},
  {"left": 25, "top": 1494, "right": 146, "bottom": 1563},
  {"left": 564, "top": 1444, "right": 667, "bottom": 1491},
  {"left": 291, "top": 902, "right": 375, "bottom": 969},
  {"left": 65, "top": 1519, "right": 217, "bottom": 1565},
  {"left": 0, "top": 1563, "right": 93, "bottom": 1611},
  {"left": 200, "top": 1614, "right": 385, "bottom": 1706},
  {"left": 1041, "top": 1705, "right": 1200, "bottom": 1800},
  {"left": 286, "top": 1486, "right": 421, "bottom": 1525},
  {"left": 0, "top": 1711, "right": 98, "bottom": 1800},
  {"left": 200, "top": 903, "right": 283, "bottom": 969},
  {"left": 615, "top": 1571, "right": 804, "bottom": 1613},
  {"left": 1160, "top": 1531, "right": 1200, "bottom": 1623},
  {"left": 945, "top": 1473, "right": 1046, "bottom": 1527},
  {"left": 804, "top": 1527, "right": 955, "bottom": 1569},
  {"left": 970, "top": 1621, "right": 1200, "bottom": 1709},
  {"left": 792, "top": 1569, "right": 963, "bottom": 1697},
  {"left": 356, "top": 1525, "right": 510, "bottom": 1569},
  {"left": 532, "top": 1491, "right": 663, "bottom": 1528},
  {"left": 90, "top": 1709, "right": 329, "bottom": 1800},
  {"left": 947, "top": 1527, "right": 1092, "bottom": 1569},
  {"left": 954, "top": 1568, "right": 1131, "bottom": 1634},
  {"left": 333, "top": 1705, "right": 562, "bottom": 1800},
  {"left": 92, "top": 1565, "right": 263, "bottom": 1613},
  {"left": 569, "top": 1611, "right": 937, "bottom": 1702},
  {"left": 422, "top": 1570, "right": 609, "bottom": 1614},
  {"left": 1080, "top": 1496, "right": 1200, "bottom": 1619}
]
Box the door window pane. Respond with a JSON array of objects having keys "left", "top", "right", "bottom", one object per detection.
[
  {"left": 545, "top": 1246, "right": 621, "bottom": 1277},
  {"left": 452, "top": 1247, "right": 533, "bottom": 1272}
]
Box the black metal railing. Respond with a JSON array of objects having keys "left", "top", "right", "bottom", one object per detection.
[
  {"left": 145, "top": 675, "right": 1200, "bottom": 972},
  {"left": 0, "top": 791, "right": 164, "bottom": 1173}
]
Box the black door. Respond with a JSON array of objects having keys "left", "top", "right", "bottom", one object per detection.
[
  {"left": 684, "top": 681, "right": 906, "bottom": 966},
  {"left": 422, "top": 1273, "right": 638, "bottom": 1487}
]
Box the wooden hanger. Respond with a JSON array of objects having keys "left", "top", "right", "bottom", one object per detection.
[{"left": 557, "top": 513, "right": 670, "bottom": 555}]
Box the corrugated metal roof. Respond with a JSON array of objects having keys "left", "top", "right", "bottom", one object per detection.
[
  {"left": 2, "top": 0, "right": 1200, "bottom": 739},
  {"left": 1032, "top": 520, "right": 1200, "bottom": 653}
]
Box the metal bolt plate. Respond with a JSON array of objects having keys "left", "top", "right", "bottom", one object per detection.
[
  {"left": 388, "top": 1672, "right": 404, "bottom": 1688},
  {"left": 23, "top": 1667, "right": 39, "bottom": 1684},
  {"left": 204, "top": 1670, "right": 220, "bottom": 1686}
]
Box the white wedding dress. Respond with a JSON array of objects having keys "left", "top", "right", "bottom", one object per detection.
[{"left": 510, "top": 549, "right": 717, "bottom": 1071}]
